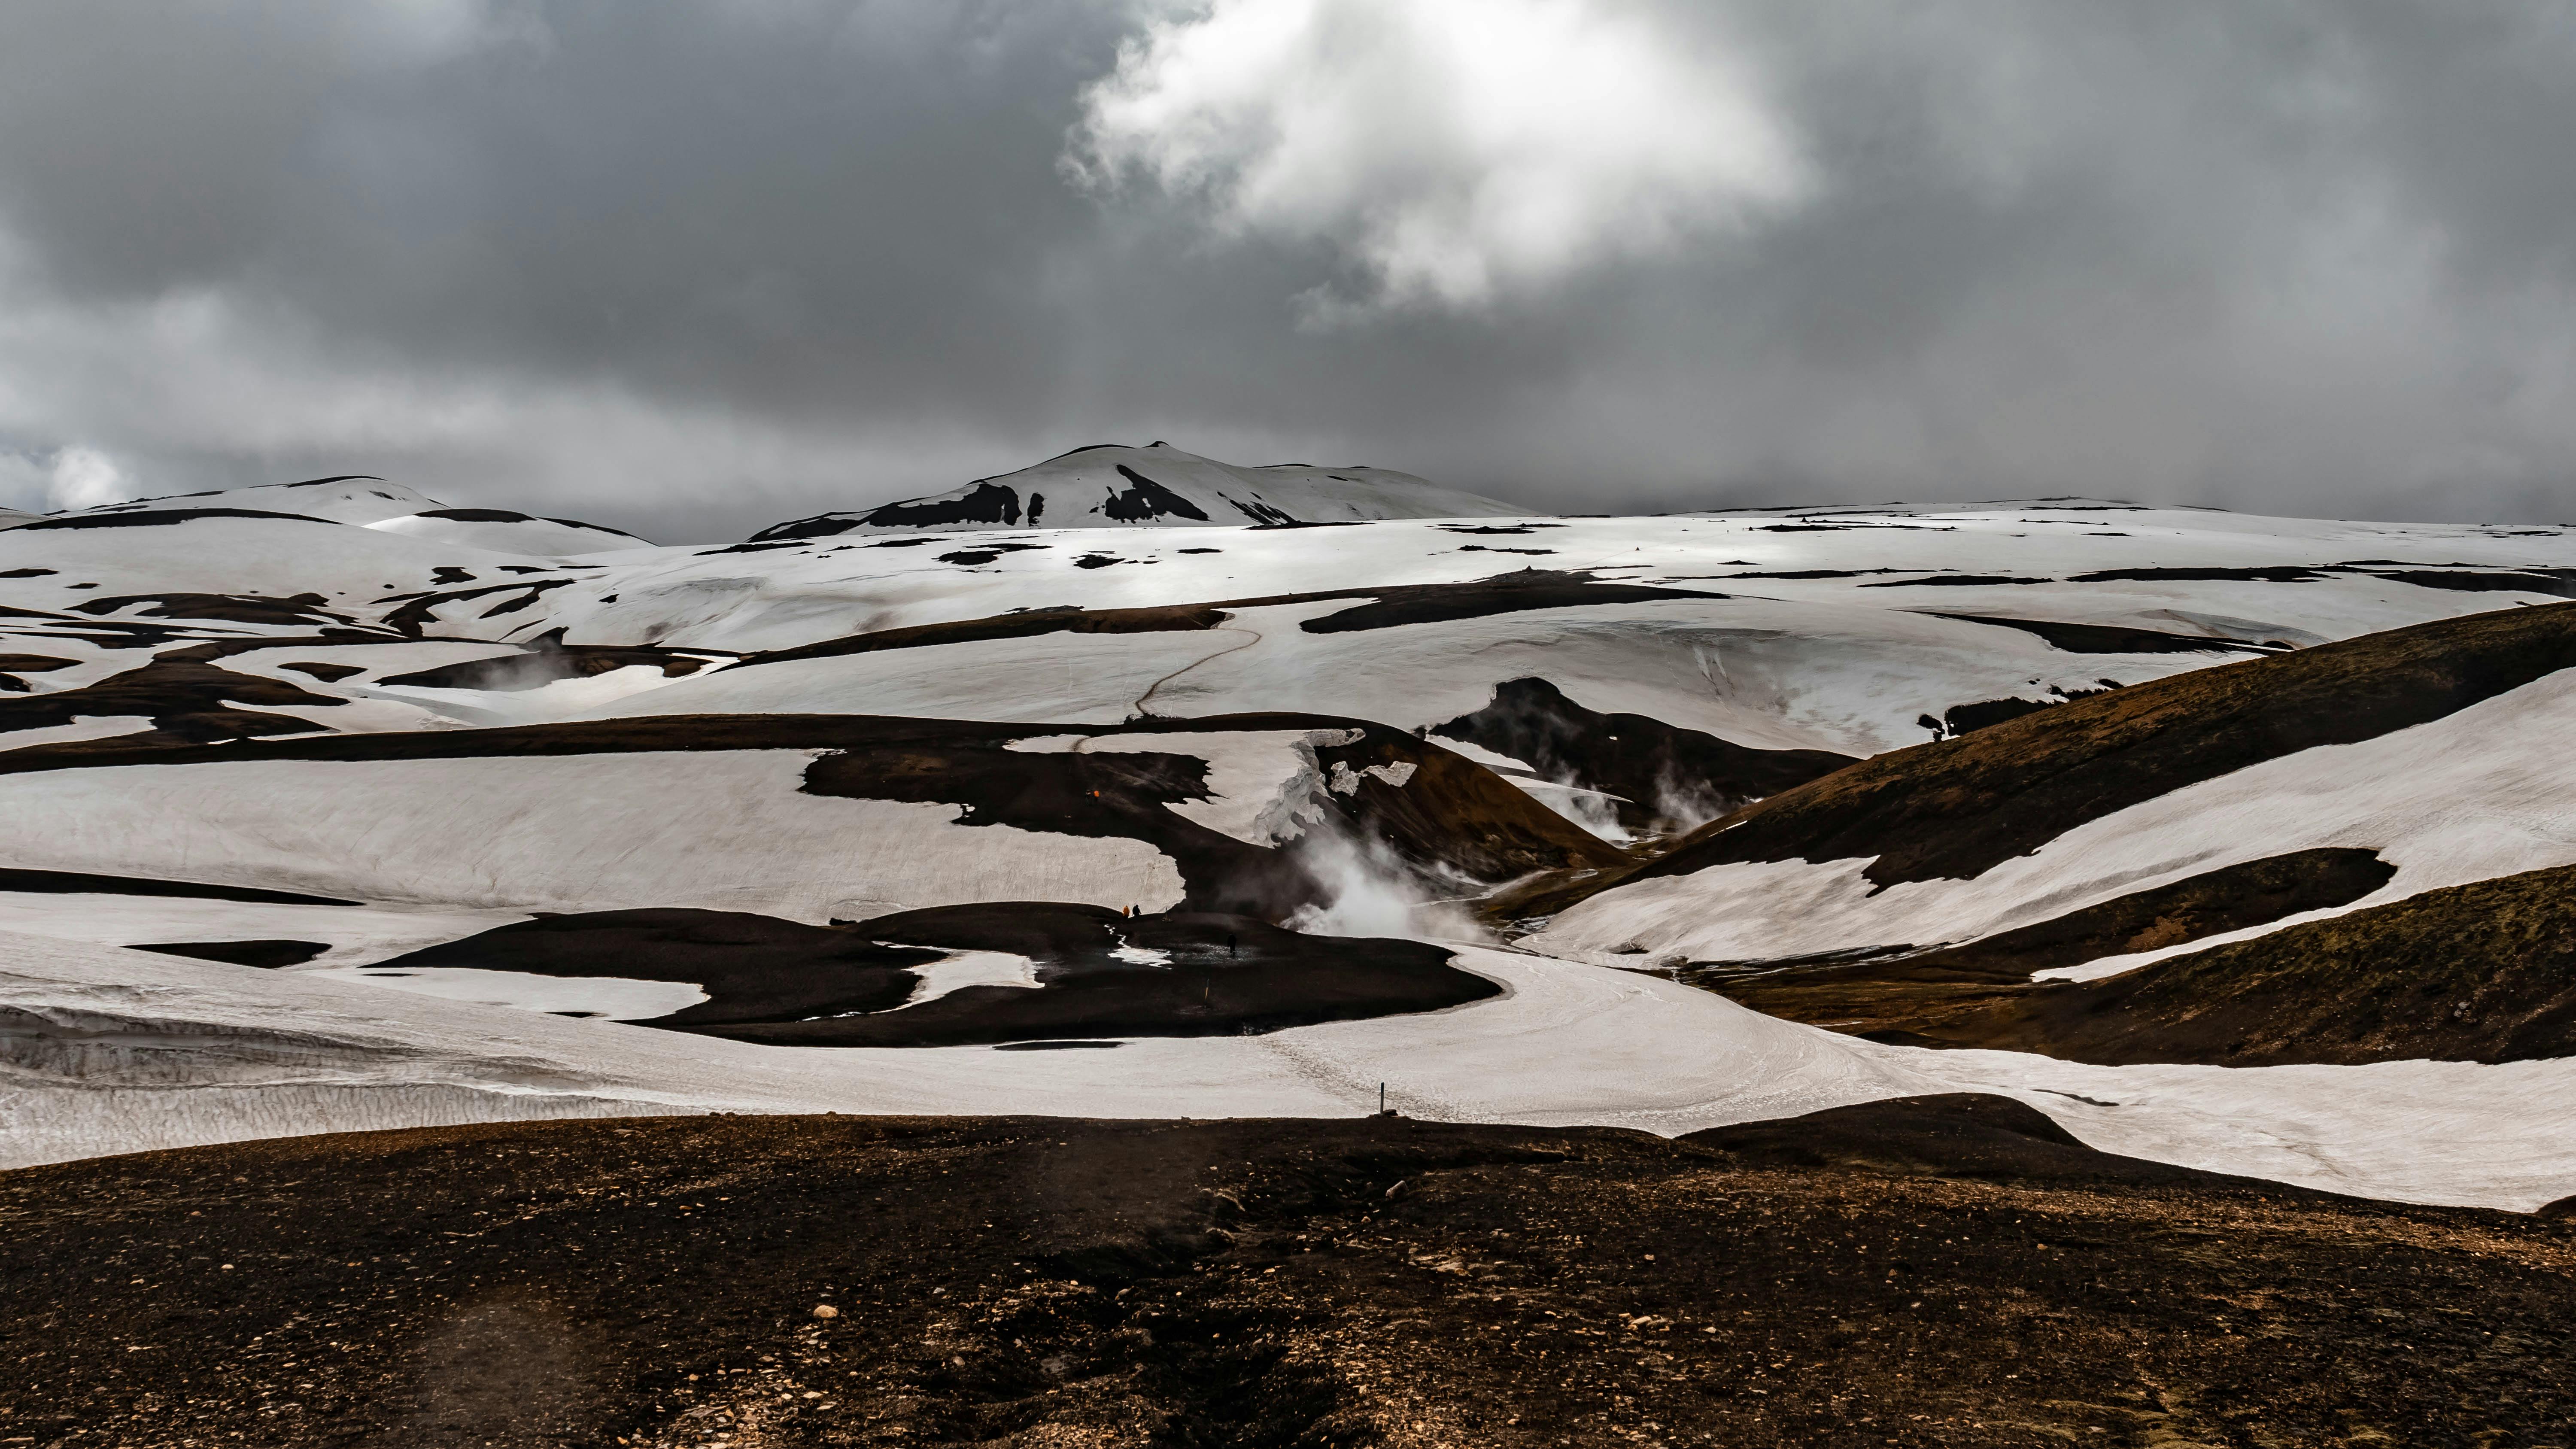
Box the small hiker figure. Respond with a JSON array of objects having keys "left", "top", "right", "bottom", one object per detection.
[{"left": 1226, "top": 932, "right": 1238, "bottom": 959}]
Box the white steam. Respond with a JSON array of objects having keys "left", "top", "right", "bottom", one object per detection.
[
  {"left": 1285, "top": 826, "right": 1488, "bottom": 944},
  {"left": 1649, "top": 765, "right": 1730, "bottom": 835},
  {"left": 1518, "top": 778, "right": 1634, "bottom": 844}
]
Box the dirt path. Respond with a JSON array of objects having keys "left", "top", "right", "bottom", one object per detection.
[{"left": 1130, "top": 623, "right": 1263, "bottom": 719}]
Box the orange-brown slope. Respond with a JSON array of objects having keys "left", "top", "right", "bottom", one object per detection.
[
  {"left": 1629, "top": 599, "right": 2576, "bottom": 890},
  {"left": 1709, "top": 860, "right": 2576, "bottom": 1066}
]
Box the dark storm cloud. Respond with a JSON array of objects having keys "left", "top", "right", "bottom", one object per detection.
[{"left": 3, "top": 0, "right": 2575, "bottom": 538}]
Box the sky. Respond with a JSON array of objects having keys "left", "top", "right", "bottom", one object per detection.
[{"left": 5, "top": 0, "right": 2576, "bottom": 541}]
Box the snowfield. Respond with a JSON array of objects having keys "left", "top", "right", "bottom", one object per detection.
[
  {"left": 0, "top": 751, "right": 1190, "bottom": 922},
  {"left": 5, "top": 931, "right": 2570, "bottom": 1211},
  {"left": 6, "top": 465, "right": 2576, "bottom": 1209}
]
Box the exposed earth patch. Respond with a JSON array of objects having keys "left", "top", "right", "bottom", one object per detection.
[
  {"left": 1434, "top": 677, "right": 1852, "bottom": 832},
  {"left": 1841, "top": 861, "right": 2576, "bottom": 1066},
  {"left": 1668, "top": 848, "right": 2404, "bottom": 1062},
  {"left": 366, "top": 904, "right": 1498, "bottom": 1047}
]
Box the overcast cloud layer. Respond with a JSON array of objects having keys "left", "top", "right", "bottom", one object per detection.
[{"left": 4, "top": 0, "right": 2576, "bottom": 540}]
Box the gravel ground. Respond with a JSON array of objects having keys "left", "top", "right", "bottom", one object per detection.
[{"left": 3, "top": 1097, "right": 2569, "bottom": 1448}]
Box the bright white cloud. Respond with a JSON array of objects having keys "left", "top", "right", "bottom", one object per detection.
[
  {"left": 1069, "top": 0, "right": 1807, "bottom": 313},
  {"left": 0, "top": 444, "right": 131, "bottom": 514},
  {"left": 43, "top": 445, "right": 127, "bottom": 510}
]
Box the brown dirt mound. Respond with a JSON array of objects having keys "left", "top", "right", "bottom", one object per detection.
[
  {"left": 3, "top": 1107, "right": 2567, "bottom": 1448},
  {"left": 1684, "top": 1094, "right": 2272, "bottom": 1188},
  {"left": 0, "top": 651, "right": 76, "bottom": 675},
  {"left": 1300, "top": 720, "right": 1627, "bottom": 881}
]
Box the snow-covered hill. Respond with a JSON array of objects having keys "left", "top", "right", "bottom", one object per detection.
[
  {"left": 1532, "top": 618, "right": 2576, "bottom": 951},
  {"left": 750, "top": 442, "right": 1525, "bottom": 538},
  {"left": 6, "top": 467, "right": 2576, "bottom": 1206},
  {"left": 18, "top": 474, "right": 651, "bottom": 556}
]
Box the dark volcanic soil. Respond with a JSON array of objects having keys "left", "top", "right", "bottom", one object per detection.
[
  {"left": 1925, "top": 613, "right": 2280, "bottom": 655},
  {"left": 0, "top": 651, "right": 351, "bottom": 745},
  {"left": 730, "top": 570, "right": 1722, "bottom": 673},
  {"left": 1432, "top": 677, "right": 1851, "bottom": 832},
  {"left": 128, "top": 939, "right": 331, "bottom": 968},
  {"left": 373, "top": 909, "right": 941, "bottom": 1027},
  {"left": 1959, "top": 862, "right": 2576, "bottom": 1066},
  {"left": 373, "top": 904, "right": 1501, "bottom": 1048},
  {"left": 375, "top": 631, "right": 718, "bottom": 691},
  {"left": 1680, "top": 849, "right": 2397, "bottom": 1055},
  {"left": 2, "top": 1098, "right": 2568, "bottom": 1449},
  {"left": 730, "top": 905, "right": 1500, "bottom": 1048}
]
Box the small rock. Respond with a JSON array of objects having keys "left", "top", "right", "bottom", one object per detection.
[{"left": 812, "top": 1304, "right": 839, "bottom": 1319}]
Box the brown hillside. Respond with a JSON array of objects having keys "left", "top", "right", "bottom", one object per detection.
[{"left": 1633, "top": 600, "right": 2576, "bottom": 888}]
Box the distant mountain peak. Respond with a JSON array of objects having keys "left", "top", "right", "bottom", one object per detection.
[{"left": 748, "top": 443, "right": 1529, "bottom": 541}]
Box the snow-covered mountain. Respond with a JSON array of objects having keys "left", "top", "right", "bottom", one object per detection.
[
  {"left": 749, "top": 441, "right": 1524, "bottom": 538},
  {"left": 21, "top": 474, "right": 651, "bottom": 555},
  {"left": 6, "top": 468, "right": 2576, "bottom": 1211}
]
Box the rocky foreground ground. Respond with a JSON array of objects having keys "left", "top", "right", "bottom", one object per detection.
[{"left": 2, "top": 1097, "right": 2569, "bottom": 1448}]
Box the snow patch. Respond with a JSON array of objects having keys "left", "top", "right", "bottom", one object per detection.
[
  {"left": 898, "top": 951, "right": 1040, "bottom": 1007},
  {"left": 308, "top": 966, "right": 707, "bottom": 1021},
  {"left": 0, "top": 716, "right": 155, "bottom": 751},
  {"left": 0, "top": 750, "right": 1189, "bottom": 920},
  {"left": 1513, "top": 778, "right": 1634, "bottom": 844}
]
